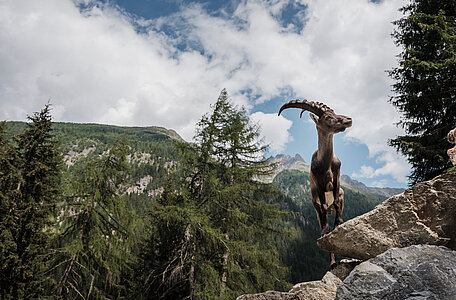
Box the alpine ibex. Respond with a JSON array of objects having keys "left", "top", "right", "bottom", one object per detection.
[{"left": 278, "top": 99, "right": 352, "bottom": 268}]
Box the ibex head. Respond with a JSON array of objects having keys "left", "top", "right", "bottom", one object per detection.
[{"left": 278, "top": 99, "right": 352, "bottom": 133}]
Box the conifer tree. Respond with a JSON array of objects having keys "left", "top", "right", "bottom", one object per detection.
[
  {"left": 389, "top": 0, "right": 456, "bottom": 184},
  {"left": 137, "top": 90, "right": 288, "bottom": 299},
  {"left": 0, "top": 105, "right": 62, "bottom": 298},
  {"left": 194, "top": 89, "right": 285, "bottom": 298},
  {"left": 52, "top": 138, "right": 133, "bottom": 299}
]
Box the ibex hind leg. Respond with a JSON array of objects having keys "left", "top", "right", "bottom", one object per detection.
[
  {"left": 334, "top": 188, "right": 344, "bottom": 227},
  {"left": 313, "top": 199, "right": 330, "bottom": 236}
]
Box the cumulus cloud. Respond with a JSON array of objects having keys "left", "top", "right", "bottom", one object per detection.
[
  {"left": 250, "top": 112, "right": 293, "bottom": 154},
  {"left": 0, "top": 0, "right": 410, "bottom": 183}
]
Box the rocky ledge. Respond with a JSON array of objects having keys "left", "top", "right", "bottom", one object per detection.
[
  {"left": 237, "top": 173, "right": 456, "bottom": 300},
  {"left": 317, "top": 173, "right": 456, "bottom": 259}
]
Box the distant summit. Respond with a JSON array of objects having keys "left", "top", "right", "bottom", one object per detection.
[
  {"left": 340, "top": 175, "right": 404, "bottom": 198},
  {"left": 261, "top": 154, "right": 310, "bottom": 183},
  {"left": 265, "top": 154, "right": 404, "bottom": 198}
]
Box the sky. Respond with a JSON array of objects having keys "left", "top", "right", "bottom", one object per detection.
[{"left": 0, "top": 0, "right": 411, "bottom": 188}]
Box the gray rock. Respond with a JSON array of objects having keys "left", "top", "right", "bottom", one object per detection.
[
  {"left": 317, "top": 174, "right": 456, "bottom": 259},
  {"left": 336, "top": 245, "right": 456, "bottom": 300}
]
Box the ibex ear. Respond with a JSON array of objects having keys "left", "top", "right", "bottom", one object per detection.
[{"left": 309, "top": 113, "right": 319, "bottom": 125}]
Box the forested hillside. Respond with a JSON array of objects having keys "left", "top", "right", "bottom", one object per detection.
[
  {"left": 272, "top": 169, "right": 386, "bottom": 282},
  {"left": 1, "top": 98, "right": 388, "bottom": 299}
]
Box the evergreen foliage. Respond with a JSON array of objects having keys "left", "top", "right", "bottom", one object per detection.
[
  {"left": 51, "top": 138, "right": 133, "bottom": 299},
  {"left": 136, "top": 89, "right": 289, "bottom": 299},
  {"left": 389, "top": 0, "right": 456, "bottom": 184},
  {"left": 1, "top": 104, "right": 389, "bottom": 299},
  {"left": 0, "top": 105, "right": 62, "bottom": 299}
]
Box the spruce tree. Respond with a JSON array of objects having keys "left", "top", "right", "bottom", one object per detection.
[
  {"left": 51, "top": 138, "right": 133, "bottom": 299},
  {"left": 389, "top": 0, "right": 456, "bottom": 184},
  {"left": 0, "top": 105, "right": 62, "bottom": 299}
]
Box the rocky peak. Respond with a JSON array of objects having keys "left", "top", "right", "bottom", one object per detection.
[{"left": 258, "top": 154, "right": 310, "bottom": 183}]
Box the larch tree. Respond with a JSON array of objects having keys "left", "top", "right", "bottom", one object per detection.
[
  {"left": 137, "top": 89, "right": 288, "bottom": 300},
  {"left": 389, "top": 0, "right": 456, "bottom": 184},
  {"left": 51, "top": 138, "right": 133, "bottom": 299}
]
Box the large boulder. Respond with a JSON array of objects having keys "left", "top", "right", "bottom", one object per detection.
[
  {"left": 336, "top": 245, "right": 456, "bottom": 300},
  {"left": 236, "top": 272, "right": 342, "bottom": 300},
  {"left": 317, "top": 173, "right": 456, "bottom": 260},
  {"left": 236, "top": 291, "right": 290, "bottom": 300}
]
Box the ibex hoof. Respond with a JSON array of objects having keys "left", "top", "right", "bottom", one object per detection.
[
  {"left": 335, "top": 217, "right": 344, "bottom": 227},
  {"left": 321, "top": 225, "right": 330, "bottom": 236}
]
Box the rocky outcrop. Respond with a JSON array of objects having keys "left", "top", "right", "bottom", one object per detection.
[
  {"left": 336, "top": 245, "right": 456, "bottom": 300},
  {"left": 236, "top": 272, "right": 342, "bottom": 300},
  {"left": 317, "top": 173, "right": 456, "bottom": 259}
]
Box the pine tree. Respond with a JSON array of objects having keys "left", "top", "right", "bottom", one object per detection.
[
  {"left": 389, "top": 0, "right": 456, "bottom": 184},
  {"left": 51, "top": 138, "right": 133, "bottom": 299},
  {"left": 0, "top": 105, "right": 62, "bottom": 298}
]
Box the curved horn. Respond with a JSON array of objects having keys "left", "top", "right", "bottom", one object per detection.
[{"left": 278, "top": 99, "right": 332, "bottom": 117}]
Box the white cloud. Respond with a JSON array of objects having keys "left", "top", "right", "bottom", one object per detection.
[
  {"left": 0, "top": 0, "right": 410, "bottom": 183},
  {"left": 352, "top": 165, "right": 376, "bottom": 179},
  {"left": 352, "top": 151, "right": 410, "bottom": 183},
  {"left": 250, "top": 112, "right": 293, "bottom": 154}
]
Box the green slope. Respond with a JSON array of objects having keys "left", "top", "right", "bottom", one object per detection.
[{"left": 7, "top": 121, "right": 181, "bottom": 213}]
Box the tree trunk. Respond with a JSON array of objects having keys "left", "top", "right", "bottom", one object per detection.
[
  {"left": 57, "top": 211, "right": 90, "bottom": 296},
  {"left": 220, "top": 173, "right": 234, "bottom": 295}
]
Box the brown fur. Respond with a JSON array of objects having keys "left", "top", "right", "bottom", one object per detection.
[{"left": 279, "top": 100, "right": 352, "bottom": 268}]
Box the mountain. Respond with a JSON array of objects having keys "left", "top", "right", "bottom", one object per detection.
[
  {"left": 267, "top": 154, "right": 404, "bottom": 198},
  {"left": 6, "top": 121, "right": 181, "bottom": 213},
  {"left": 263, "top": 154, "right": 310, "bottom": 183},
  {"left": 340, "top": 174, "right": 404, "bottom": 198}
]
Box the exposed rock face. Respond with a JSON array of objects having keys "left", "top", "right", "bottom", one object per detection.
[
  {"left": 336, "top": 245, "right": 456, "bottom": 300},
  {"left": 318, "top": 173, "right": 456, "bottom": 259},
  {"left": 236, "top": 272, "right": 342, "bottom": 300},
  {"left": 260, "top": 154, "right": 309, "bottom": 183}
]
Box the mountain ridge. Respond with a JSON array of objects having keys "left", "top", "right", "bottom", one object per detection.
[{"left": 268, "top": 154, "right": 404, "bottom": 198}]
